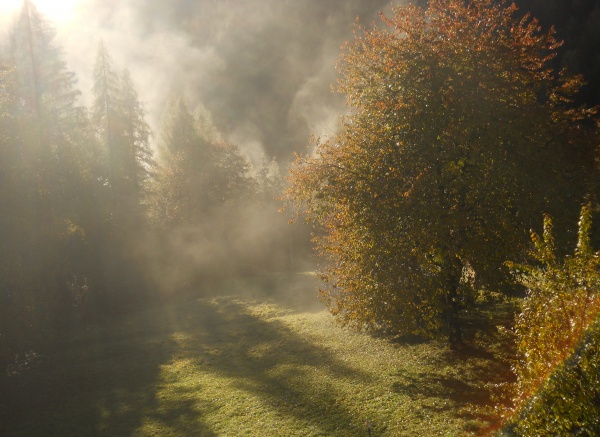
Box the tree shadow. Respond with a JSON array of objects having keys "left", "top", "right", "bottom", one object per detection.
[
  {"left": 0, "top": 292, "right": 372, "bottom": 436},
  {"left": 0, "top": 303, "right": 219, "bottom": 436},
  {"left": 391, "top": 370, "right": 490, "bottom": 408},
  {"left": 389, "top": 338, "right": 515, "bottom": 435},
  {"left": 165, "top": 295, "right": 373, "bottom": 435}
]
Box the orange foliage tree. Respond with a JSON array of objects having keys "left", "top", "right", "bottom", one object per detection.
[{"left": 286, "top": 0, "right": 597, "bottom": 344}]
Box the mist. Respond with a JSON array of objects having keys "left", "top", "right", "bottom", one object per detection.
[
  {"left": 2, "top": 0, "right": 598, "bottom": 160},
  {"left": 12, "top": 0, "right": 595, "bottom": 160},
  {"left": 2, "top": 0, "right": 596, "bottom": 302},
  {"left": 0, "top": 0, "right": 401, "bottom": 313},
  {"left": 3, "top": 2, "right": 600, "bottom": 434},
  {"left": 0, "top": 0, "right": 395, "bottom": 162}
]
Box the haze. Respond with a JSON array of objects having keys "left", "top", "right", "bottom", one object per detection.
[
  {"left": 2, "top": 0, "right": 395, "bottom": 162},
  {"left": 3, "top": 1, "right": 600, "bottom": 434},
  {"left": 1, "top": 0, "right": 82, "bottom": 25}
]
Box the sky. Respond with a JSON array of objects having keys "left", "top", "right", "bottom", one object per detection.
[{"left": 1, "top": 0, "right": 396, "bottom": 163}]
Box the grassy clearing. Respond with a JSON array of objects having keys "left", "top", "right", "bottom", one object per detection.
[{"left": 0, "top": 276, "right": 514, "bottom": 436}]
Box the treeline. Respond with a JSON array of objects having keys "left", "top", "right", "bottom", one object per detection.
[
  {"left": 0, "top": 2, "right": 293, "bottom": 370},
  {"left": 286, "top": 0, "right": 600, "bottom": 433}
]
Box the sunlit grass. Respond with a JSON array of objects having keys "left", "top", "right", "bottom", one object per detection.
[{"left": 0, "top": 278, "right": 514, "bottom": 436}]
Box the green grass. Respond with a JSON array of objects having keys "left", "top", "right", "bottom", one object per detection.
[{"left": 0, "top": 276, "right": 514, "bottom": 436}]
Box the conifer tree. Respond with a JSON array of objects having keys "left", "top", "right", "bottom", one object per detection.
[
  {"left": 153, "top": 96, "right": 211, "bottom": 226},
  {"left": 119, "top": 69, "right": 154, "bottom": 211},
  {"left": 9, "top": 0, "right": 81, "bottom": 138},
  {"left": 2, "top": 7, "right": 106, "bottom": 362},
  {"left": 91, "top": 44, "right": 154, "bottom": 221}
]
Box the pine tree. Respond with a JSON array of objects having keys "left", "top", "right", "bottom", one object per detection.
[
  {"left": 193, "top": 101, "right": 220, "bottom": 144},
  {"left": 9, "top": 0, "right": 81, "bottom": 138},
  {"left": 2, "top": 7, "right": 107, "bottom": 362},
  {"left": 153, "top": 96, "right": 210, "bottom": 226},
  {"left": 91, "top": 43, "right": 154, "bottom": 221},
  {"left": 119, "top": 69, "right": 154, "bottom": 211},
  {"left": 91, "top": 41, "right": 120, "bottom": 186}
]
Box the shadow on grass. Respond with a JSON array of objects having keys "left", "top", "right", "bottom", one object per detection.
[
  {"left": 166, "top": 296, "right": 372, "bottom": 435},
  {"left": 391, "top": 368, "right": 494, "bottom": 414},
  {"left": 388, "top": 300, "right": 517, "bottom": 435},
  {"left": 0, "top": 291, "right": 370, "bottom": 436},
  {"left": 0, "top": 303, "right": 219, "bottom": 436},
  {"left": 389, "top": 347, "right": 511, "bottom": 435}
]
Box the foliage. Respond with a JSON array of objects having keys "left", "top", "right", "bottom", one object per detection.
[
  {"left": 88, "top": 43, "right": 157, "bottom": 313},
  {"left": 0, "top": 3, "right": 109, "bottom": 367},
  {"left": 256, "top": 156, "right": 285, "bottom": 203},
  {"left": 506, "top": 320, "right": 600, "bottom": 436},
  {"left": 119, "top": 69, "right": 155, "bottom": 205},
  {"left": 510, "top": 0, "right": 600, "bottom": 108},
  {"left": 150, "top": 96, "right": 281, "bottom": 282},
  {"left": 506, "top": 205, "right": 600, "bottom": 435},
  {"left": 8, "top": 1, "right": 82, "bottom": 135},
  {"left": 286, "top": 0, "right": 597, "bottom": 343}
]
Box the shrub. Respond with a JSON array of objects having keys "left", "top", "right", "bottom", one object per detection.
[{"left": 506, "top": 204, "right": 600, "bottom": 435}]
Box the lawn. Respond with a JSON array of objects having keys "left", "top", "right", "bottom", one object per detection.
[{"left": 0, "top": 275, "right": 514, "bottom": 436}]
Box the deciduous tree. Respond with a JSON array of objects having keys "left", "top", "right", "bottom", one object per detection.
[{"left": 287, "top": 0, "right": 598, "bottom": 344}]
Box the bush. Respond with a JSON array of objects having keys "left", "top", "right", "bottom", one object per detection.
[{"left": 506, "top": 204, "right": 600, "bottom": 435}]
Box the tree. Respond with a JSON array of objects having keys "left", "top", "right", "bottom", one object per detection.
[
  {"left": 6, "top": 1, "right": 100, "bottom": 237},
  {"left": 8, "top": 0, "right": 83, "bottom": 154},
  {"left": 153, "top": 96, "right": 255, "bottom": 226},
  {"left": 91, "top": 41, "right": 120, "bottom": 190},
  {"left": 0, "top": 60, "right": 23, "bottom": 367},
  {"left": 91, "top": 44, "right": 154, "bottom": 221},
  {"left": 193, "top": 101, "right": 220, "bottom": 144},
  {"left": 150, "top": 96, "right": 262, "bottom": 283},
  {"left": 286, "top": 0, "right": 598, "bottom": 344},
  {"left": 1, "top": 7, "right": 110, "bottom": 366},
  {"left": 90, "top": 44, "right": 156, "bottom": 311},
  {"left": 119, "top": 69, "right": 154, "bottom": 212},
  {"left": 257, "top": 156, "right": 285, "bottom": 203},
  {"left": 160, "top": 95, "right": 202, "bottom": 157},
  {"left": 511, "top": 0, "right": 600, "bottom": 107},
  {"left": 152, "top": 96, "right": 210, "bottom": 227}
]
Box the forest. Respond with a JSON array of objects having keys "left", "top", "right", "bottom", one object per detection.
[{"left": 2, "top": 0, "right": 600, "bottom": 435}]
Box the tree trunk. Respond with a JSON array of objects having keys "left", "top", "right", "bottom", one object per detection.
[
  {"left": 446, "top": 287, "right": 463, "bottom": 348},
  {"left": 444, "top": 259, "right": 464, "bottom": 349}
]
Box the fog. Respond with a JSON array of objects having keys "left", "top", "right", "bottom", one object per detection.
[
  {"left": 2, "top": 0, "right": 396, "bottom": 163},
  {"left": 2, "top": 0, "right": 598, "bottom": 165},
  {"left": 0, "top": 0, "right": 416, "bottom": 326},
  {"left": 2, "top": 5, "right": 599, "bottom": 432},
  {"left": 0, "top": 0, "right": 403, "bottom": 307}
]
